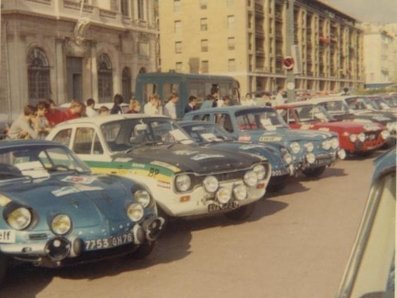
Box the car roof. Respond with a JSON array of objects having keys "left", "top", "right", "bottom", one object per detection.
[
  {"left": 0, "top": 139, "right": 61, "bottom": 149},
  {"left": 310, "top": 95, "right": 363, "bottom": 103},
  {"left": 188, "top": 105, "right": 274, "bottom": 114},
  {"left": 276, "top": 101, "right": 315, "bottom": 108},
  {"left": 54, "top": 114, "right": 169, "bottom": 127},
  {"left": 178, "top": 120, "right": 214, "bottom": 126}
]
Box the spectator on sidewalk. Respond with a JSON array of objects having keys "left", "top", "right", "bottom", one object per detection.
[
  {"left": 7, "top": 105, "right": 38, "bottom": 139},
  {"left": 184, "top": 96, "right": 198, "bottom": 114},
  {"left": 86, "top": 98, "right": 98, "bottom": 117},
  {"left": 164, "top": 93, "right": 179, "bottom": 119},
  {"left": 33, "top": 101, "right": 52, "bottom": 139},
  {"left": 110, "top": 94, "right": 124, "bottom": 115}
]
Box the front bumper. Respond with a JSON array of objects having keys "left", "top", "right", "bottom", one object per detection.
[{"left": 0, "top": 216, "right": 164, "bottom": 267}]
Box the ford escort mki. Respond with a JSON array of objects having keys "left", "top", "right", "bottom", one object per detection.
[
  {"left": 0, "top": 140, "right": 164, "bottom": 282},
  {"left": 184, "top": 106, "right": 340, "bottom": 178},
  {"left": 47, "top": 115, "right": 271, "bottom": 221}
]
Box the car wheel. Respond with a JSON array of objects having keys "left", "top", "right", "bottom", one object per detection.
[
  {"left": 132, "top": 241, "right": 156, "bottom": 259},
  {"left": 224, "top": 203, "right": 255, "bottom": 221},
  {"left": 302, "top": 166, "right": 326, "bottom": 178},
  {"left": 0, "top": 253, "right": 8, "bottom": 284}
]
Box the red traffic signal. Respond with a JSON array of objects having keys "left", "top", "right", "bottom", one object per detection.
[{"left": 283, "top": 56, "right": 295, "bottom": 71}]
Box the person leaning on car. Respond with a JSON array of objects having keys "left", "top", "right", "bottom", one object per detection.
[{"left": 7, "top": 105, "right": 38, "bottom": 139}]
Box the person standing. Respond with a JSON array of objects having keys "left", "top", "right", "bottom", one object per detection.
[
  {"left": 144, "top": 94, "right": 162, "bottom": 115},
  {"left": 163, "top": 93, "right": 179, "bottom": 119},
  {"left": 274, "top": 86, "right": 286, "bottom": 106},
  {"left": 61, "top": 100, "right": 84, "bottom": 122},
  {"left": 32, "top": 101, "right": 52, "bottom": 139},
  {"left": 7, "top": 105, "right": 38, "bottom": 139},
  {"left": 110, "top": 94, "right": 124, "bottom": 114},
  {"left": 184, "top": 95, "right": 198, "bottom": 114},
  {"left": 86, "top": 98, "right": 98, "bottom": 117}
]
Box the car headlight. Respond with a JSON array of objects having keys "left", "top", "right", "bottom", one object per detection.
[
  {"left": 322, "top": 140, "right": 331, "bottom": 150},
  {"left": 358, "top": 133, "right": 366, "bottom": 142},
  {"left": 331, "top": 138, "right": 339, "bottom": 149},
  {"left": 253, "top": 164, "right": 266, "bottom": 180},
  {"left": 127, "top": 203, "right": 144, "bottom": 222},
  {"left": 306, "top": 153, "right": 316, "bottom": 164},
  {"left": 290, "top": 142, "right": 301, "bottom": 154},
  {"left": 175, "top": 174, "right": 192, "bottom": 192},
  {"left": 134, "top": 189, "right": 152, "bottom": 208},
  {"left": 51, "top": 214, "right": 72, "bottom": 235},
  {"left": 216, "top": 187, "right": 232, "bottom": 204},
  {"left": 349, "top": 134, "right": 357, "bottom": 142},
  {"left": 381, "top": 130, "right": 390, "bottom": 140},
  {"left": 305, "top": 142, "right": 314, "bottom": 152},
  {"left": 283, "top": 152, "right": 292, "bottom": 165},
  {"left": 244, "top": 171, "right": 258, "bottom": 187},
  {"left": 6, "top": 207, "right": 32, "bottom": 230},
  {"left": 203, "top": 176, "right": 219, "bottom": 193},
  {"left": 233, "top": 184, "right": 247, "bottom": 201}
]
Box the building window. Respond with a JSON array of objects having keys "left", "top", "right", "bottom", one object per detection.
[
  {"left": 201, "top": 39, "right": 208, "bottom": 52},
  {"left": 200, "top": 0, "right": 207, "bottom": 9},
  {"left": 138, "top": 41, "right": 150, "bottom": 56},
  {"left": 176, "top": 62, "right": 183, "bottom": 72},
  {"left": 27, "top": 47, "right": 50, "bottom": 105},
  {"left": 120, "top": 0, "right": 129, "bottom": 17},
  {"left": 175, "top": 41, "right": 182, "bottom": 54},
  {"left": 227, "top": 15, "right": 235, "bottom": 30},
  {"left": 173, "top": 0, "right": 181, "bottom": 12},
  {"left": 97, "top": 53, "right": 113, "bottom": 103},
  {"left": 201, "top": 60, "right": 209, "bottom": 73},
  {"left": 174, "top": 20, "right": 181, "bottom": 34},
  {"left": 137, "top": 0, "right": 145, "bottom": 20},
  {"left": 122, "top": 67, "right": 132, "bottom": 101},
  {"left": 200, "top": 18, "right": 208, "bottom": 31},
  {"left": 227, "top": 37, "right": 235, "bottom": 50},
  {"left": 228, "top": 59, "right": 236, "bottom": 72}
]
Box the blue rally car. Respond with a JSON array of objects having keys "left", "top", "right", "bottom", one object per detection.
[
  {"left": 184, "top": 106, "right": 342, "bottom": 178},
  {"left": 178, "top": 120, "right": 293, "bottom": 192},
  {"left": 0, "top": 140, "right": 164, "bottom": 282}
]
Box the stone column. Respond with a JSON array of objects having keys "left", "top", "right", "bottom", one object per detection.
[
  {"left": 91, "top": 42, "right": 98, "bottom": 101},
  {"left": 55, "top": 38, "right": 66, "bottom": 103}
]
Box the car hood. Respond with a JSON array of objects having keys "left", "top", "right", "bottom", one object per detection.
[
  {"left": 313, "top": 121, "right": 382, "bottom": 133},
  {"left": 0, "top": 174, "right": 133, "bottom": 230},
  {"left": 121, "top": 143, "right": 261, "bottom": 174},
  {"left": 247, "top": 128, "right": 331, "bottom": 144}
]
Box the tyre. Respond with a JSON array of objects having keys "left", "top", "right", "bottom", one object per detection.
[
  {"left": 0, "top": 253, "right": 8, "bottom": 284},
  {"left": 302, "top": 166, "right": 326, "bottom": 178},
  {"left": 224, "top": 203, "right": 255, "bottom": 221},
  {"left": 131, "top": 241, "right": 156, "bottom": 259}
]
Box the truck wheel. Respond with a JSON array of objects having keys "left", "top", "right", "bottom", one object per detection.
[
  {"left": 302, "top": 166, "right": 326, "bottom": 178},
  {"left": 224, "top": 203, "right": 255, "bottom": 221}
]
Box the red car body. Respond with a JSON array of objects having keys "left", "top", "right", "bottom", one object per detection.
[{"left": 275, "top": 103, "right": 388, "bottom": 154}]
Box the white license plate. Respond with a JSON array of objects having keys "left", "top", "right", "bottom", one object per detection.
[
  {"left": 85, "top": 232, "right": 134, "bottom": 250},
  {"left": 0, "top": 230, "right": 16, "bottom": 243},
  {"left": 208, "top": 201, "right": 239, "bottom": 213}
]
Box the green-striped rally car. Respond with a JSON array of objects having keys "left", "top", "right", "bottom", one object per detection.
[{"left": 47, "top": 114, "right": 271, "bottom": 221}]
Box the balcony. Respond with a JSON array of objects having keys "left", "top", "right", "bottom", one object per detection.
[{"left": 255, "top": 3, "right": 264, "bottom": 17}]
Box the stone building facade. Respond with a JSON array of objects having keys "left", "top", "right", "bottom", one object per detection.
[
  {"left": 158, "top": 0, "right": 364, "bottom": 96},
  {"left": 1, "top": 0, "right": 159, "bottom": 120}
]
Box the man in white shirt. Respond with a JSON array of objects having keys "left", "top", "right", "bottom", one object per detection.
[
  {"left": 144, "top": 95, "right": 162, "bottom": 115},
  {"left": 163, "top": 93, "right": 179, "bottom": 119},
  {"left": 8, "top": 105, "right": 38, "bottom": 139},
  {"left": 85, "top": 98, "right": 98, "bottom": 117}
]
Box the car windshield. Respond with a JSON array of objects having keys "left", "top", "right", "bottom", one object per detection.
[
  {"left": 0, "top": 144, "right": 89, "bottom": 181},
  {"left": 317, "top": 100, "right": 350, "bottom": 114},
  {"left": 345, "top": 97, "right": 376, "bottom": 111},
  {"left": 101, "top": 118, "right": 194, "bottom": 152},
  {"left": 235, "top": 109, "right": 288, "bottom": 131},
  {"left": 294, "top": 105, "right": 334, "bottom": 122},
  {"left": 370, "top": 97, "right": 391, "bottom": 110},
  {"left": 181, "top": 123, "right": 233, "bottom": 144}
]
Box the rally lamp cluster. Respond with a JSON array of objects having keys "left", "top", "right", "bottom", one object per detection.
[{"left": 174, "top": 164, "right": 267, "bottom": 204}]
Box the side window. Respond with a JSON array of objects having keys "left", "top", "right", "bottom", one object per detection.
[
  {"left": 73, "top": 128, "right": 103, "bottom": 155},
  {"left": 53, "top": 129, "right": 72, "bottom": 147},
  {"left": 192, "top": 114, "right": 211, "bottom": 122},
  {"left": 216, "top": 113, "right": 233, "bottom": 133}
]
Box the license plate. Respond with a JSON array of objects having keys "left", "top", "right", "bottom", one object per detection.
[
  {"left": 208, "top": 201, "right": 239, "bottom": 213},
  {"left": 85, "top": 232, "right": 134, "bottom": 251},
  {"left": 0, "top": 230, "right": 16, "bottom": 243},
  {"left": 316, "top": 158, "right": 332, "bottom": 166}
]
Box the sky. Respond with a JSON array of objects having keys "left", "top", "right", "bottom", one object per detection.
[{"left": 327, "top": 0, "right": 397, "bottom": 24}]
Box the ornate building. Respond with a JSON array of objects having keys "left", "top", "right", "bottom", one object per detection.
[
  {"left": 158, "top": 0, "right": 364, "bottom": 96},
  {"left": 1, "top": 0, "right": 159, "bottom": 120}
]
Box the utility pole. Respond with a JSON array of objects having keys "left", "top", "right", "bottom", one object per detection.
[{"left": 285, "top": 0, "right": 295, "bottom": 102}]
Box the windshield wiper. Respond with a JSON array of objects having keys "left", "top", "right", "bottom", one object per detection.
[{"left": 46, "top": 165, "right": 82, "bottom": 174}]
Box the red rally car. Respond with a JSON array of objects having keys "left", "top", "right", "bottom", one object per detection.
[{"left": 275, "top": 102, "right": 390, "bottom": 156}]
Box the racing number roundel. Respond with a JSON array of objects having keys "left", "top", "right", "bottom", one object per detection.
[{"left": 283, "top": 56, "right": 294, "bottom": 71}]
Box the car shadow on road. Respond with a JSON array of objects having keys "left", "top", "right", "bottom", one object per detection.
[
  {"left": 298, "top": 166, "right": 347, "bottom": 182},
  {"left": 0, "top": 226, "right": 193, "bottom": 297}
]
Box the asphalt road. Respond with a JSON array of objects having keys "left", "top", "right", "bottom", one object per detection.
[{"left": 0, "top": 153, "right": 381, "bottom": 298}]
